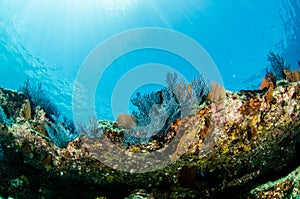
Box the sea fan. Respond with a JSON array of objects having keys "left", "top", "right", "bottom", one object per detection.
[
  {"left": 77, "top": 115, "right": 103, "bottom": 138},
  {"left": 19, "top": 79, "right": 60, "bottom": 120},
  {"left": 0, "top": 106, "right": 14, "bottom": 125},
  {"left": 127, "top": 72, "right": 210, "bottom": 146},
  {"left": 44, "top": 116, "right": 78, "bottom": 148},
  {"left": 267, "top": 51, "right": 290, "bottom": 80}
]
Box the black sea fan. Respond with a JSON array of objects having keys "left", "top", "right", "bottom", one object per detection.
[
  {"left": 267, "top": 51, "right": 290, "bottom": 81},
  {"left": 44, "top": 116, "right": 78, "bottom": 148}
]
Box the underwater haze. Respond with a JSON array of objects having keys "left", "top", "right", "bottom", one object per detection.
[{"left": 0, "top": 0, "right": 299, "bottom": 122}]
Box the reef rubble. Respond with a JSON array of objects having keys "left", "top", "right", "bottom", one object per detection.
[{"left": 0, "top": 80, "right": 299, "bottom": 198}]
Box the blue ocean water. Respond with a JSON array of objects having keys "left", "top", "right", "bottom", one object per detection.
[{"left": 0, "top": 0, "right": 299, "bottom": 122}]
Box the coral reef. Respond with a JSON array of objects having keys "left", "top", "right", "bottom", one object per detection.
[
  {"left": 0, "top": 77, "right": 299, "bottom": 198},
  {"left": 18, "top": 80, "right": 77, "bottom": 148}
]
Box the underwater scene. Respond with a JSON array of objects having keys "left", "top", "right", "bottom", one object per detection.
[{"left": 0, "top": 0, "right": 300, "bottom": 198}]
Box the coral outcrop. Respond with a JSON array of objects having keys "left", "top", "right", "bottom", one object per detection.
[{"left": 0, "top": 80, "right": 299, "bottom": 198}]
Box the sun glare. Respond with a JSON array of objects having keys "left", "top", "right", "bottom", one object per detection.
[
  {"left": 90, "top": 0, "right": 137, "bottom": 15},
  {"left": 25, "top": 0, "right": 137, "bottom": 17},
  {"left": 101, "top": 0, "right": 135, "bottom": 9}
]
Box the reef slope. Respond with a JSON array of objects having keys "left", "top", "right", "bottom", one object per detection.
[{"left": 0, "top": 81, "right": 299, "bottom": 198}]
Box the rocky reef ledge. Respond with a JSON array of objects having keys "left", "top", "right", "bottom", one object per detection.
[{"left": 0, "top": 80, "right": 299, "bottom": 199}]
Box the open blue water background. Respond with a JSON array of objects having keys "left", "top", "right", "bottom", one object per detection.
[{"left": 0, "top": 0, "right": 299, "bottom": 121}]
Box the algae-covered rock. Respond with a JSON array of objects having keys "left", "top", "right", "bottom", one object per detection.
[
  {"left": 0, "top": 81, "right": 299, "bottom": 198},
  {"left": 248, "top": 165, "right": 300, "bottom": 198},
  {"left": 0, "top": 88, "right": 29, "bottom": 122}
]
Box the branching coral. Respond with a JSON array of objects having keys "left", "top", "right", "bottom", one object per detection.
[
  {"left": 283, "top": 69, "right": 299, "bottom": 82},
  {"left": 44, "top": 116, "right": 78, "bottom": 148},
  {"left": 0, "top": 105, "right": 14, "bottom": 125},
  {"left": 124, "top": 93, "right": 180, "bottom": 146},
  {"left": 18, "top": 80, "right": 77, "bottom": 147},
  {"left": 207, "top": 81, "right": 225, "bottom": 105},
  {"left": 259, "top": 52, "right": 299, "bottom": 109},
  {"left": 267, "top": 51, "right": 290, "bottom": 81},
  {"left": 19, "top": 79, "right": 60, "bottom": 120},
  {"left": 131, "top": 72, "right": 210, "bottom": 128},
  {"left": 259, "top": 71, "right": 276, "bottom": 90},
  {"left": 165, "top": 72, "right": 210, "bottom": 117},
  {"left": 77, "top": 115, "right": 103, "bottom": 138},
  {"left": 131, "top": 89, "right": 166, "bottom": 126},
  {"left": 264, "top": 52, "right": 299, "bottom": 84},
  {"left": 127, "top": 72, "right": 210, "bottom": 146}
]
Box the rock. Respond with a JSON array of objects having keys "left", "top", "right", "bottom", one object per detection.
[
  {"left": 0, "top": 87, "right": 28, "bottom": 121},
  {"left": 249, "top": 165, "right": 300, "bottom": 198}
]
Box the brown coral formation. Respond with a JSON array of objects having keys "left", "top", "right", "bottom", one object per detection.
[
  {"left": 259, "top": 73, "right": 277, "bottom": 109},
  {"left": 259, "top": 72, "right": 275, "bottom": 90},
  {"left": 207, "top": 81, "right": 226, "bottom": 104},
  {"left": 0, "top": 80, "right": 299, "bottom": 198},
  {"left": 116, "top": 113, "right": 137, "bottom": 129},
  {"left": 284, "top": 69, "right": 300, "bottom": 82},
  {"left": 259, "top": 77, "right": 273, "bottom": 90},
  {"left": 22, "top": 100, "right": 31, "bottom": 120}
]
